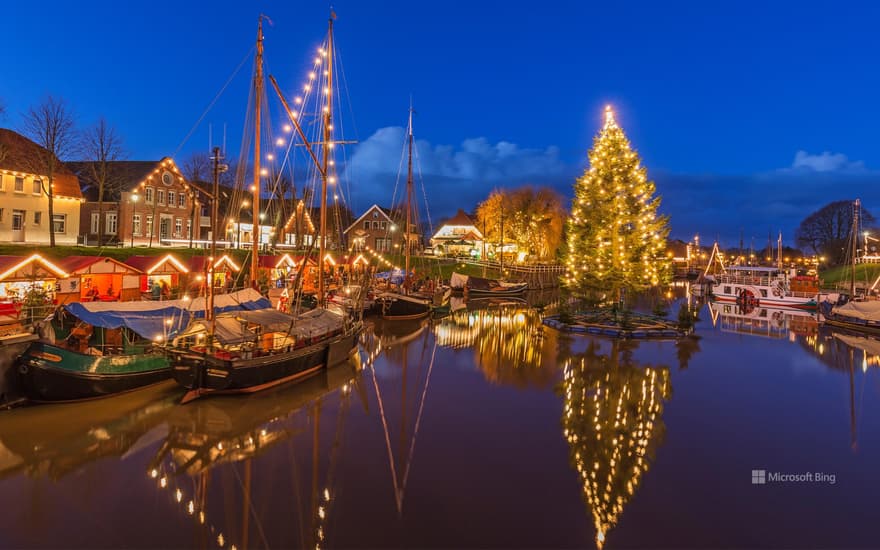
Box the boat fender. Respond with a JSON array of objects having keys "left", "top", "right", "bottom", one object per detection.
[{"left": 18, "top": 363, "right": 28, "bottom": 374}]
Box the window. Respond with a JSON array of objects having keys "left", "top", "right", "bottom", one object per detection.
[
  {"left": 364, "top": 221, "right": 370, "bottom": 230},
  {"left": 90, "top": 213, "right": 100, "bottom": 234},
  {"left": 375, "top": 237, "right": 391, "bottom": 252},
  {"left": 186, "top": 219, "right": 192, "bottom": 238},
  {"left": 33, "top": 179, "right": 42, "bottom": 194},
  {"left": 0, "top": 174, "right": 3, "bottom": 190},
  {"left": 168, "top": 191, "right": 175, "bottom": 208},
  {"left": 145, "top": 187, "right": 154, "bottom": 204},
  {"left": 52, "top": 213, "right": 66, "bottom": 234},
  {"left": 133, "top": 214, "right": 142, "bottom": 236},
  {"left": 380, "top": 221, "right": 387, "bottom": 230},
  {"left": 0, "top": 208, "right": 3, "bottom": 222},
  {"left": 157, "top": 189, "right": 165, "bottom": 205},
  {"left": 14, "top": 177, "right": 24, "bottom": 192},
  {"left": 179, "top": 193, "right": 186, "bottom": 207},
  {"left": 106, "top": 212, "right": 118, "bottom": 235},
  {"left": 146, "top": 215, "right": 153, "bottom": 236},
  {"left": 724, "top": 286, "right": 731, "bottom": 294},
  {"left": 34, "top": 211, "right": 42, "bottom": 225},
  {"left": 174, "top": 218, "right": 182, "bottom": 237}
]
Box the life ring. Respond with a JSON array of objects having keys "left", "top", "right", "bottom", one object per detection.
[{"left": 736, "top": 289, "right": 759, "bottom": 314}]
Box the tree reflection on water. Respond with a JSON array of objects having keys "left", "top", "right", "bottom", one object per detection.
[
  {"left": 561, "top": 339, "right": 672, "bottom": 549},
  {"left": 434, "top": 301, "right": 553, "bottom": 387}
]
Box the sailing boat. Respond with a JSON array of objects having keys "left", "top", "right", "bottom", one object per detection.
[
  {"left": 822, "top": 199, "right": 880, "bottom": 332},
  {"left": 166, "top": 14, "right": 361, "bottom": 401},
  {"left": 376, "top": 106, "right": 450, "bottom": 320}
]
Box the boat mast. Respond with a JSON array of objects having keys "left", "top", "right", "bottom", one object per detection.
[
  {"left": 851, "top": 199, "right": 860, "bottom": 297},
  {"left": 405, "top": 104, "right": 414, "bottom": 292},
  {"left": 208, "top": 146, "right": 222, "bottom": 324},
  {"left": 251, "top": 16, "right": 265, "bottom": 288},
  {"left": 318, "top": 14, "right": 335, "bottom": 307}
]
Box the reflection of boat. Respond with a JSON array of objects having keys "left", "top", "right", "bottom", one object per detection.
[
  {"left": 707, "top": 300, "right": 818, "bottom": 340},
  {"left": 152, "top": 361, "right": 359, "bottom": 476},
  {"left": 0, "top": 380, "right": 180, "bottom": 480},
  {"left": 561, "top": 340, "right": 671, "bottom": 549},
  {"left": 450, "top": 272, "right": 528, "bottom": 296},
  {"left": 799, "top": 326, "right": 880, "bottom": 451}
]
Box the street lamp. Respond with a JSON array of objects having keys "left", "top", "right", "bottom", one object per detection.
[{"left": 130, "top": 193, "right": 139, "bottom": 247}]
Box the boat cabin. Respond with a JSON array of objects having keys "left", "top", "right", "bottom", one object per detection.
[{"left": 55, "top": 256, "right": 144, "bottom": 304}]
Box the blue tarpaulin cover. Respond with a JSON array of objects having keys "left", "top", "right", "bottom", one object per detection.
[
  {"left": 64, "top": 288, "right": 272, "bottom": 341},
  {"left": 375, "top": 269, "right": 405, "bottom": 285}
]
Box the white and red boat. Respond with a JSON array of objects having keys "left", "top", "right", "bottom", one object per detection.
[{"left": 710, "top": 266, "right": 819, "bottom": 310}]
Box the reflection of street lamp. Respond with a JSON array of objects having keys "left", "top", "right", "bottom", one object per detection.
[{"left": 130, "top": 193, "right": 139, "bottom": 247}]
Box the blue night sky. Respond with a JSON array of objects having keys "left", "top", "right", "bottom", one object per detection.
[{"left": 2, "top": 0, "right": 878, "bottom": 247}]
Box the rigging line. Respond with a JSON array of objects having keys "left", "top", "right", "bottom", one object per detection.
[
  {"left": 370, "top": 360, "right": 403, "bottom": 513},
  {"left": 399, "top": 337, "right": 437, "bottom": 509},
  {"left": 173, "top": 46, "right": 255, "bottom": 158}
]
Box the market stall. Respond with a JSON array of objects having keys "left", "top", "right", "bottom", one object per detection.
[
  {"left": 124, "top": 254, "right": 189, "bottom": 300},
  {"left": 55, "top": 256, "right": 144, "bottom": 304}
]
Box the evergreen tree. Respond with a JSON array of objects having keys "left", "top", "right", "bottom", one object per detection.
[{"left": 563, "top": 106, "right": 671, "bottom": 301}]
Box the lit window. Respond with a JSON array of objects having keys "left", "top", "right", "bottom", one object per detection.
[
  {"left": 168, "top": 191, "right": 175, "bottom": 208},
  {"left": 106, "top": 212, "right": 118, "bottom": 235},
  {"left": 132, "top": 214, "right": 142, "bottom": 236},
  {"left": 174, "top": 218, "right": 182, "bottom": 237},
  {"left": 157, "top": 190, "right": 166, "bottom": 205},
  {"left": 179, "top": 193, "right": 186, "bottom": 207},
  {"left": 145, "top": 187, "right": 154, "bottom": 204},
  {"left": 52, "top": 213, "right": 66, "bottom": 234},
  {"left": 146, "top": 215, "right": 154, "bottom": 235}
]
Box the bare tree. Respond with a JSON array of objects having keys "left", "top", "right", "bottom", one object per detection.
[
  {"left": 795, "top": 200, "right": 875, "bottom": 265},
  {"left": 80, "top": 118, "right": 126, "bottom": 244},
  {"left": 182, "top": 151, "right": 211, "bottom": 183},
  {"left": 21, "top": 96, "right": 76, "bottom": 247}
]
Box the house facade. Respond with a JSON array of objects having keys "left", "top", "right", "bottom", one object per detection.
[
  {"left": 72, "top": 158, "right": 199, "bottom": 247},
  {"left": 344, "top": 204, "right": 421, "bottom": 254},
  {"left": 0, "top": 129, "right": 83, "bottom": 245},
  {"left": 430, "top": 209, "right": 484, "bottom": 257}
]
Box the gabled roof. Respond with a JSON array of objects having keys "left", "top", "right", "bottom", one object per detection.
[
  {"left": 0, "top": 128, "right": 82, "bottom": 200},
  {"left": 0, "top": 254, "right": 69, "bottom": 281},
  {"left": 68, "top": 160, "right": 159, "bottom": 200},
  {"left": 189, "top": 254, "right": 242, "bottom": 273},
  {"left": 124, "top": 254, "right": 189, "bottom": 274},
  {"left": 344, "top": 204, "right": 394, "bottom": 234},
  {"left": 258, "top": 254, "right": 316, "bottom": 269},
  {"left": 443, "top": 209, "right": 476, "bottom": 227},
  {"left": 56, "top": 256, "right": 143, "bottom": 275}
]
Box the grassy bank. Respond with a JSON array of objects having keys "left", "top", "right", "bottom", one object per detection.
[{"left": 819, "top": 263, "right": 880, "bottom": 289}]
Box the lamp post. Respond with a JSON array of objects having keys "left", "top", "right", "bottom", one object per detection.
[{"left": 130, "top": 193, "right": 139, "bottom": 247}]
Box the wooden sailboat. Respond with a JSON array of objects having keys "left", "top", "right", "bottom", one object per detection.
[
  {"left": 376, "top": 106, "right": 450, "bottom": 320},
  {"left": 167, "top": 14, "right": 361, "bottom": 401}
]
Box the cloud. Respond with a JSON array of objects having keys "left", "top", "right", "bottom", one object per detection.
[
  {"left": 347, "top": 127, "right": 573, "bottom": 220},
  {"left": 789, "top": 150, "right": 865, "bottom": 173}
]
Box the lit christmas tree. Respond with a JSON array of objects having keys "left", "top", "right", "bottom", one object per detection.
[
  {"left": 562, "top": 341, "right": 671, "bottom": 549},
  {"left": 564, "top": 106, "right": 671, "bottom": 302}
]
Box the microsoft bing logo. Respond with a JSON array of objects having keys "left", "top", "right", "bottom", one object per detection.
[{"left": 751, "top": 470, "right": 766, "bottom": 484}]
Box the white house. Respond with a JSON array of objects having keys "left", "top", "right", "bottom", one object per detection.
[
  {"left": 0, "top": 129, "right": 82, "bottom": 245},
  {"left": 430, "top": 209, "right": 484, "bottom": 257}
]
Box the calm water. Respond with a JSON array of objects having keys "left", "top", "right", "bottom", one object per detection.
[{"left": 1, "top": 298, "right": 878, "bottom": 549}]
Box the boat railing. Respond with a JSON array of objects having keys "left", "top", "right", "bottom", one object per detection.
[{"left": 716, "top": 275, "right": 773, "bottom": 286}]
